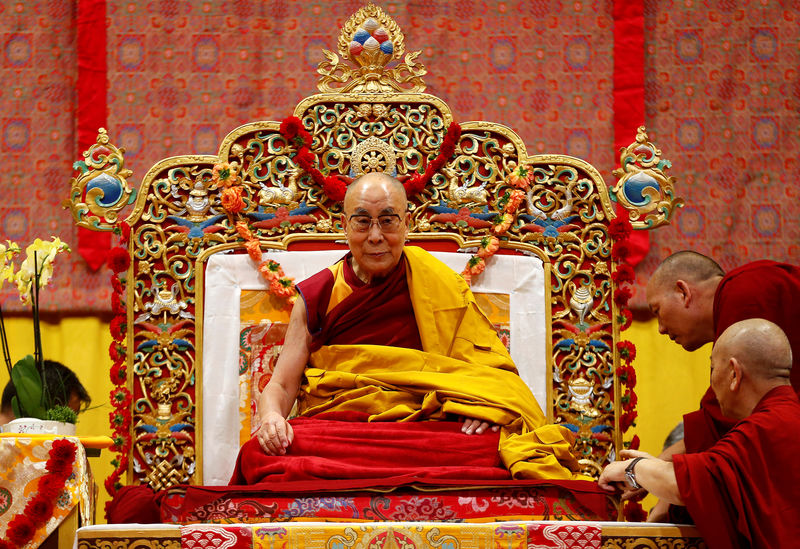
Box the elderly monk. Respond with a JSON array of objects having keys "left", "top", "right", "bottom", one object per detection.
[
  {"left": 599, "top": 319, "right": 800, "bottom": 549},
  {"left": 229, "top": 172, "right": 585, "bottom": 485}
]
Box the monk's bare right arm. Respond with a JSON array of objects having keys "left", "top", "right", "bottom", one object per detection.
[
  {"left": 255, "top": 298, "right": 311, "bottom": 455},
  {"left": 598, "top": 449, "right": 684, "bottom": 506}
]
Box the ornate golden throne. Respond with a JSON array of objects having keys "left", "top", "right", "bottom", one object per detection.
[{"left": 67, "top": 4, "right": 703, "bottom": 548}]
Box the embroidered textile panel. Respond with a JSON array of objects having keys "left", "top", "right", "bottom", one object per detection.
[
  {"left": 635, "top": 0, "right": 800, "bottom": 307},
  {"left": 1, "top": 1, "right": 797, "bottom": 311}
]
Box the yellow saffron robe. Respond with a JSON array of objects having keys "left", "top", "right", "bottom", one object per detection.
[{"left": 297, "top": 246, "right": 588, "bottom": 480}]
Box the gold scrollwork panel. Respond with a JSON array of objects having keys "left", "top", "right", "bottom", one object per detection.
[
  {"left": 602, "top": 537, "right": 708, "bottom": 549},
  {"left": 87, "top": 2, "right": 682, "bottom": 486}
]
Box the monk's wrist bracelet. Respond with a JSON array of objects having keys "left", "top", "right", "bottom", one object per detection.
[{"left": 625, "top": 457, "right": 646, "bottom": 490}]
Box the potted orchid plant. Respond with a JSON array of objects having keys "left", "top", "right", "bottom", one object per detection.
[{"left": 0, "top": 237, "right": 76, "bottom": 434}]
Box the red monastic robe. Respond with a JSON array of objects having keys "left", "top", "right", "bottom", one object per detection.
[
  {"left": 673, "top": 386, "right": 800, "bottom": 549},
  {"left": 683, "top": 261, "right": 800, "bottom": 454}
]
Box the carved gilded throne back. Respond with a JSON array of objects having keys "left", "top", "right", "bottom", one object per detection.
[{"left": 67, "top": 3, "right": 681, "bottom": 491}]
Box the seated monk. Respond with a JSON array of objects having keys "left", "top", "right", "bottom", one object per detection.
[
  {"left": 229, "top": 172, "right": 587, "bottom": 486},
  {"left": 599, "top": 319, "right": 800, "bottom": 549}
]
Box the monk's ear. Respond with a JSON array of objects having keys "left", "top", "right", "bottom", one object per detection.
[
  {"left": 729, "top": 357, "right": 743, "bottom": 392},
  {"left": 675, "top": 280, "right": 692, "bottom": 307}
]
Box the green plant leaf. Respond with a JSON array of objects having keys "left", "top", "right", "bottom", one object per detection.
[{"left": 10, "top": 354, "right": 46, "bottom": 419}]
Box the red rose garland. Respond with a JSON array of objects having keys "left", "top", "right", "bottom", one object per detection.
[
  {"left": 1, "top": 439, "right": 77, "bottom": 548},
  {"left": 278, "top": 116, "right": 348, "bottom": 202},
  {"left": 611, "top": 216, "right": 638, "bottom": 434},
  {"left": 609, "top": 215, "right": 646, "bottom": 521},
  {"left": 401, "top": 121, "right": 462, "bottom": 197},
  {"left": 105, "top": 223, "right": 132, "bottom": 514},
  {"left": 278, "top": 116, "right": 462, "bottom": 202}
]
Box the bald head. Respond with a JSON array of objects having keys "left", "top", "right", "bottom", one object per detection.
[
  {"left": 711, "top": 318, "right": 792, "bottom": 419},
  {"left": 715, "top": 319, "right": 792, "bottom": 384},
  {"left": 341, "top": 172, "right": 410, "bottom": 283},
  {"left": 649, "top": 251, "right": 724, "bottom": 290},
  {"left": 343, "top": 172, "right": 407, "bottom": 216}
]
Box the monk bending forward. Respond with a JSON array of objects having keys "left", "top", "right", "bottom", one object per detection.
[{"left": 230, "top": 172, "right": 587, "bottom": 485}]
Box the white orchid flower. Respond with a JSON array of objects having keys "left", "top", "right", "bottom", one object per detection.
[
  {"left": 0, "top": 240, "right": 20, "bottom": 288},
  {"left": 14, "top": 237, "right": 71, "bottom": 304}
]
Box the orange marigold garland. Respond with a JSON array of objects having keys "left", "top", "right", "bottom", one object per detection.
[
  {"left": 0, "top": 439, "right": 77, "bottom": 548},
  {"left": 461, "top": 167, "right": 530, "bottom": 283},
  {"left": 217, "top": 171, "right": 298, "bottom": 309}
]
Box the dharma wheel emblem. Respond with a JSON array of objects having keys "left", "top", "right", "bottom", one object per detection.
[{"left": 350, "top": 136, "right": 396, "bottom": 176}]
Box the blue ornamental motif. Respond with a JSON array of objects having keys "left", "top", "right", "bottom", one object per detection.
[
  {"left": 352, "top": 28, "right": 370, "bottom": 44},
  {"left": 622, "top": 171, "right": 660, "bottom": 207},
  {"left": 166, "top": 214, "right": 226, "bottom": 239},
  {"left": 86, "top": 173, "right": 124, "bottom": 207}
]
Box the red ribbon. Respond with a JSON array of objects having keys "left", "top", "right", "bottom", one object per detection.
[
  {"left": 613, "top": 0, "right": 648, "bottom": 267},
  {"left": 76, "top": 0, "right": 110, "bottom": 271}
]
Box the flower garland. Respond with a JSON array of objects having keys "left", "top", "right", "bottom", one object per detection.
[
  {"left": 609, "top": 215, "right": 637, "bottom": 433},
  {"left": 277, "top": 116, "right": 462, "bottom": 201},
  {"left": 400, "top": 121, "right": 462, "bottom": 197},
  {"left": 104, "top": 221, "right": 132, "bottom": 515},
  {"left": 211, "top": 162, "right": 299, "bottom": 310},
  {"left": 278, "top": 116, "right": 349, "bottom": 202},
  {"left": 0, "top": 439, "right": 77, "bottom": 548},
  {"left": 609, "top": 214, "right": 647, "bottom": 521},
  {"left": 217, "top": 116, "right": 464, "bottom": 305},
  {"left": 461, "top": 165, "right": 529, "bottom": 284}
]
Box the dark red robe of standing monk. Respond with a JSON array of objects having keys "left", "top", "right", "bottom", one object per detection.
[
  {"left": 673, "top": 386, "right": 800, "bottom": 549},
  {"left": 683, "top": 260, "right": 800, "bottom": 454}
]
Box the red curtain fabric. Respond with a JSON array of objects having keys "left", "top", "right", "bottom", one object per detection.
[
  {"left": 0, "top": 1, "right": 797, "bottom": 312},
  {"left": 77, "top": 0, "right": 110, "bottom": 271},
  {"left": 613, "top": 0, "right": 649, "bottom": 267}
]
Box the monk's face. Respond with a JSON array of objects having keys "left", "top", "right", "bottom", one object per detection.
[
  {"left": 646, "top": 280, "right": 705, "bottom": 352},
  {"left": 342, "top": 176, "right": 409, "bottom": 282}
]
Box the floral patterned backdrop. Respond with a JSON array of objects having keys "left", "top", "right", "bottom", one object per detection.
[{"left": 0, "top": 0, "right": 798, "bottom": 312}]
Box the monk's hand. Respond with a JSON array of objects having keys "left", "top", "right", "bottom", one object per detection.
[
  {"left": 256, "top": 411, "right": 294, "bottom": 455},
  {"left": 610, "top": 449, "right": 658, "bottom": 499},
  {"left": 461, "top": 417, "right": 500, "bottom": 435},
  {"left": 597, "top": 460, "right": 627, "bottom": 493},
  {"left": 620, "top": 449, "right": 655, "bottom": 460}
]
